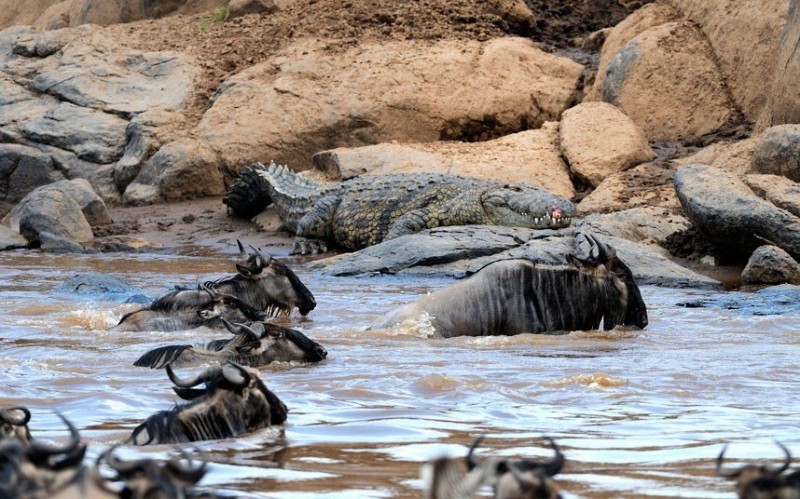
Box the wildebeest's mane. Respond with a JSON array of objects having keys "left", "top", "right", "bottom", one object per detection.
[{"left": 133, "top": 345, "right": 192, "bottom": 369}]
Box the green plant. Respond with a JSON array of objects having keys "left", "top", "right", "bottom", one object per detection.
[
  {"left": 198, "top": 18, "right": 209, "bottom": 32},
  {"left": 212, "top": 7, "right": 228, "bottom": 23}
]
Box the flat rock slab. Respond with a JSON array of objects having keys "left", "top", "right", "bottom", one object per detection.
[
  {"left": 676, "top": 284, "right": 800, "bottom": 316},
  {"left": 53, "top": 272, "right": 151, "bottom": 303},
  {"left": 743, "top": 173, "right": 800, "bottom": 218},
  {"left": 318, "top": 225, "right": 721, "bottom": 289}
]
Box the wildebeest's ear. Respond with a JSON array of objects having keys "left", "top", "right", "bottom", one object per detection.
[
  {"left": 235, "top": 263, "right": 258, "bottom": 278},
  {"left": 173, "top": 387, "right": 207, "bottom": 400}
]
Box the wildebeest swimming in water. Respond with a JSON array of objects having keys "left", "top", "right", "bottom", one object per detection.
[
  {"left": 716, "top": 442, "right": 800, "bottom": 499},
  {"left": 133, "top": 316, "right": 328, "bottom": 369},
  {"left": 112, "top": 285, "right": 267, "bottom": 332},
  {"left": 200, "top": 240, "right": 316, "bottom": 317},
  {"left": 425, "top": 436, "right": 565, "bottom": 499},
  {"left": 0, "top": 412, "right": 87, "bottom": 498},
  {"left": 129, "top": 362, "right": 288, "bottom": 445},
  {"left": 371, "top": 233, "right": 648, "bottom": 337}
]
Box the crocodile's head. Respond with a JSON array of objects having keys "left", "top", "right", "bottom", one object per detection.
[{"left": 481, "top": 184, "right": 576, "bottom": 229}]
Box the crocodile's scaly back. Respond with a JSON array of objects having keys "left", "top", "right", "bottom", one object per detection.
[{"left": 254, "top": 161, "right": 344, "bottom": 231}]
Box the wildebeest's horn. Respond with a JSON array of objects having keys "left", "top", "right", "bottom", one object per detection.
[
  {"left": 100, "top": 443, "right": 149, "bottom": 476},
  {"left": 542, "top": 436, "right": 565, "bottom": 477},
  {"left": 167, "top": 363, "right": 221, "bottom": 388},
  {"left": 200, "top": 283, "right": 219, "bottom": 299},
  {"left": 219, "top": 317, "right": 260, "bottom": 341},
  {"left": 769, "top": 441, "right": 792, "bottom": 475},
  {"left": 716, "top": 444, "right": 741, "bottom": 479},
  {"left": 26, "top": 412, "right": 80, "bottom": 459},
  {"left": 466, "top": 436, "right": 485, "bottom": 471},
  {"left": 222, "top": 361, "right": 251, "bottom": 387},
  {"left": 237, "top": 239, "right": 248, "bottom": 260},
  {"left": 166, "top": 448, "right": 208, "bottom": 484},
  {"left": 0, "top": 406, "right": 31, "bottom": 426},
  {"left": 249, "top": 245, "right": 272, "bottom": 266}
]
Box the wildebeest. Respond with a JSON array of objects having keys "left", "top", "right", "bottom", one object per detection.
[
  {"left": 0, "top": 406, "right": 31, "bottom": 444},
  {"left": 716, "top": 442, "right": 800, "bottom": 499},
  {"left": 133, "top": 316, "right": 328, "bottom": 369},
  {"left": 371, "top": 233, "right": 648, "bottom": 337},
  {"left": 128, "top": 362, "right": 288, "bottom": 445},
  {"left": 201, "top": 241, "right": 316, "bottom": 317},
  {"left": 112, "top": 285, "right": 267, "bottom": 332},
  {"left": 87, "top": 444, "right": 225, "bottom": 499},
  {"left": 425, "top": 437, "right": 565, "bottom": 499},
  {"left": 0, "top": 412, "right": 87, "bottom": 498}
]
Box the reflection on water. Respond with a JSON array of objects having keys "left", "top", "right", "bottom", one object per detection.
[{"left": 0, "top": 248, "right": 798, "bottom": 498}]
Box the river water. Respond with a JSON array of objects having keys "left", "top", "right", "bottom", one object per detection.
[{"left": 0, "top": 246, "right": 798, "bottom": 498}]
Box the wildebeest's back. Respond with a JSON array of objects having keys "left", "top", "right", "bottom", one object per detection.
[{"left": 332, "top": 174, "right": 483, "bottom": 250}]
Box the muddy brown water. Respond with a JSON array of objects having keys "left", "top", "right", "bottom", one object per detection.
[{"left": 1, "top": 246, "right": 798, "bottom": 498}]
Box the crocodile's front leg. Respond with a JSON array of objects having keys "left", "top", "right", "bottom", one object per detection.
[
  {"left": 385, "top": 207, "right": 441, "bottom": 240},
  {"left": 292, "top": 195, "right": 340, "bottom": 255}
]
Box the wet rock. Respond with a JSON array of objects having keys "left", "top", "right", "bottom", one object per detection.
[
  {"left": 559, "top": 101, "right": 655, "bottom": 187},
  {"left": 575, "top": 207, "right": 690, "bottom": 246},
  {"left": 123, "top": 139, "right": 225, "bottom": 205},
  {"left": 598, "top": 20, "right": 737, "bottom": 141},
  {"left": 674, "top": 164, "right": 800, "bottom": 261},
  {"left": 677, "top": 284, "right": 800, "bottom": 316},
  {"left": 199, "top": 37, "right": 583, "bottom": 172},
  {"left": 743, "top": 174, "right": 800, "bottom": 218},
  {"left": 318, "top": 225, "right": 721, "bottom": 288},
  {"left": 750, "top": 125, "right": 800, "bottom": 182},
  {"left": 54, "top": 271, "right": 151, "bottom": 304},
  {"left": 741, "top": 245, "right": 799, "bottom": 284},
  {"left": 311, "top": 124, "right": 574, "bottom": 199}
]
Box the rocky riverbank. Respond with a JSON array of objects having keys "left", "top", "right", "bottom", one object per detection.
[{"left": 1, "top": 0, "right": 799, "bottom": 290}]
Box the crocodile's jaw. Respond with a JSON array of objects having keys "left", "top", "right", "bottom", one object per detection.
[{"left": 481, "top": 187, "right": 576, "bottom": 229}]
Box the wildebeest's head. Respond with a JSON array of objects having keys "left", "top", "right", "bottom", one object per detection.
[
  {"left": 228, "top": 241, "right": 317, "bottom": 316},
  {"left": 1, "top": 413, "right": 86, "bottom": 497},
  {"left": 219, "top": 317, "right": 328, "bottom": 363},
  {"left": 129, "top": 362, "right": 288, "bottom": 445},
  {"left": 567, "top": 233, "right": 648, "bottom": 330},
  {"left": 93, "top": 444, "right": 210, "bottom": 498},
  {"left": 716, "top": 443, "right": 800, "bottom": 499},
  {"left": 467, "top": 437, "right": 564, "bottom": 499},
  {"left": 0, "top": 406, "right": 32, "bottom": 444}
]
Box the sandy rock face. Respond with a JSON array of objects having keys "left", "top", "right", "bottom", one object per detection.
[
  {"left": 311, "top": 123, "right": 575, "bottom": 200},
  {"left": 598, "top": 20, "right": 737, "bottom": 141},
  {"left": 199, "top": 37, "right": 584, "bottom": 173},
  {"left": 577, "top": 161, "right": 681, "bottom": 215},
  {"left": 759, "top": 0, "right": 800, "bottom": 128},
  {"left": 559, "top": 101, "right": 655, "bottom": 187},
  {"left": 589, "top": 2, "right": 679, "bottom": 101},
  {"left": 673, "top": 138, "right": 758, "bottom": 176},
  {"left": 671, "top": 0, "right": 789, "bottom": 123}
]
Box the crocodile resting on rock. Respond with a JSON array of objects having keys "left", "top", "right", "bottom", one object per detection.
[{"left": 224, "top": 161, "right": 577, "bottom": 255}]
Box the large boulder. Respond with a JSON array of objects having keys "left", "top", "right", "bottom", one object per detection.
[
  {"left": 46, "top": 178, "right": 112, "bottom": 226},
  {"left": 674, "top": 163, "right": 800, "bottom": 260},
  {"left": 741, "top": 245, "right": 799, "bottom": 284},
  {"left": 673, "top": 137, "right": 758, "bottom": 176},
  {"left": 597, "top": 20, "right": 737, "bottom": 141},
  {"left": 0, "top": 143, "right": 66, "bottom": 214},
  {"left": 0, "top": 224, "right": 26, "bottom": 250},
  {"left": 2, "top": 185, "right": 93, "bottom": 248},
  {"left": 559, "top": 101, "right": 655, "bottom": 187},
  {"left": 123, "top": 139, "right": 225, "bottom": 205},
  {"left": 750, "top": 125, "right": 800, "bottom": 181},
  {"left": 199, "top": 37, "right": 584, "bottom": 173},
  {"left": 575, "top": 207, "right": 691, "bottom": 247},
  {"left": 589, "top": 3, "right": 680, "bottom": 101},
  {"left": 670, "top": 0, "right": 789, "bottom": 123},
  {"left": 743, "top": 174, "right": 800, "bottom": 218},
  {"left": 311, "top": 123, "right": 575, "bottom": 199}
]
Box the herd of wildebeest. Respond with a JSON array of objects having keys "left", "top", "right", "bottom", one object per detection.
[{"left": 1, "top": 236, "right": 797, "bottom": 498}]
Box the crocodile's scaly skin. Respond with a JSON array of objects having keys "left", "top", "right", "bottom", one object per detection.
[{"left": 225, "top": 161, "right": 577, "bottom": 254}]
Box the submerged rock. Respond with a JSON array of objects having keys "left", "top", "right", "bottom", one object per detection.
[{"left": 54, "top": 272, "right": 151, "bottom": 304}]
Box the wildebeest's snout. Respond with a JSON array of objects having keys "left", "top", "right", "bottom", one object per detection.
[
  {"left": 309, "top": 344, "right": 328, "bottom": 362},
  {"left": 634, "top": 311, "right": 648, "bottom": 328}
]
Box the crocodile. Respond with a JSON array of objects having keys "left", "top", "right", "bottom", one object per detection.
[{"left": 224, "top": 161, "right": 577, "bottom": 255}]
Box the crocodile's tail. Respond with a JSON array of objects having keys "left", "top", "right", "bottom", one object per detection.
[
  {"left": 223, "top": 163, "right": 273, "bottom": 218},
  {"left": 255, "top": 161, "right": 337, "bottom": 231}
]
